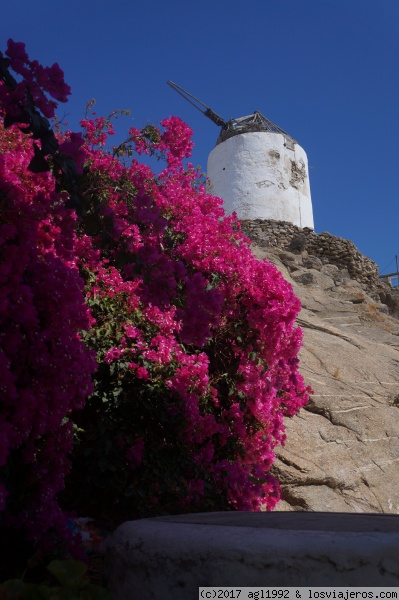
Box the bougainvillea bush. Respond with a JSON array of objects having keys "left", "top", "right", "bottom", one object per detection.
[
  {"left": 0, "top": 39, "right": 311, "bottom": 553},
  {"left": 63, "top": 116, "right": 312, "bottom": 524},
  {"left": 0, "top": 41, "right": 97, "bottom": 568}
]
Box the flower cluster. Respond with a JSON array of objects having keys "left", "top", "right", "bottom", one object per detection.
[
  {"left": 0, "top": 39, "right": 70, "bottom": 119},
  {"left": 0, "top": 50, "right": 96, "bottom": 549},
  {"left": 68, "top": 110, "right": 311, "bottom": 520},
  {"left": 0, "top": 40, "right": 311, "bottom": 548}
]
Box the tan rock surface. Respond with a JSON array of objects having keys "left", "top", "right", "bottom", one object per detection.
[{"left": 253, "top": 246, "right": 399, "bottom": 513}]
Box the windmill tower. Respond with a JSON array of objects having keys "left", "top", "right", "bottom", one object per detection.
[{"left": 167, "top": 82, "right": 314, "bottom": 229}]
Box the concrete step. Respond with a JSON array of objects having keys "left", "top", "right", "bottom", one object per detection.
[{"left": 104, "top": 512, "right": 399, "bottom": 599}]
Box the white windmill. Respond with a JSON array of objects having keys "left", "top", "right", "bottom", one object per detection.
[{"left": 167, "top": 81, "right": 314, "bottom": 229}]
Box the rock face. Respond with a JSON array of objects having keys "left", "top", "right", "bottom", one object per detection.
[{"left": 244, "top": 222, "right": 399, "bottom": 514}]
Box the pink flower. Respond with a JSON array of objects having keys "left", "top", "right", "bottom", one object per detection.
[
  {"left": 136, "top": 366, "right": 150, "bottom": 380},
  {"left": 104, "top": 347, "right": 122, "bottom": 364},
  {"left": 58, "top": 133, "right": 85, "bottom": 174},
  {"left": 124, "top": 325, "right": 141, "bottom": 339},
  {"left": 6, "top": 39, "right": 29, "bottom": 63}
]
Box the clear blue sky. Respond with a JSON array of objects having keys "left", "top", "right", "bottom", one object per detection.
[{"left": 2, "top": 0, "right": 399, "bottom": 273}]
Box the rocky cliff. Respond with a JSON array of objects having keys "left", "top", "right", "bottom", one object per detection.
[{"left": 242, "top": 220, "right": 399, "bottom": 513}]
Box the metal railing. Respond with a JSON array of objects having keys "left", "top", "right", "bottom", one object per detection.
[{"left": 379, "top": 271, "right": 399, "bottom": 287}]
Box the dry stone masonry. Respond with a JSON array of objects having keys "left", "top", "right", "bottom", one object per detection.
[
  {"left": 240, "top": 219, "right": 399, "bottom": 317},
  {"left": 240, "top": 219, "right": 380, "bottom": 290}
]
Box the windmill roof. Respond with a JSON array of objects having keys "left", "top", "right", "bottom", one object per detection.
[{"left": 216, "top": 110, "right": 297, "bottom": 146}]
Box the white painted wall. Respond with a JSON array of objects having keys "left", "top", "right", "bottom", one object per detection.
[{"left": 207, "top": 131, "right": 314, "bottom": 229}]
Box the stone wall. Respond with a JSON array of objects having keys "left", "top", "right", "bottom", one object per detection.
[{"left": 240, "top": 219, "right": 380, "bottom": 290}]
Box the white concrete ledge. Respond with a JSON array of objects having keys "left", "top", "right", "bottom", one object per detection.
[{"left": 104, "top": 512, "right": 399, "bottom": 600}]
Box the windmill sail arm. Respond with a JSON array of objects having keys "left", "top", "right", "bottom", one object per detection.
[
  {"left": 204, "top": 108, "right": 226, "bottom": 127},
  {"left": 167, "top": 80, "right": 226, "bottom": 127}
]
